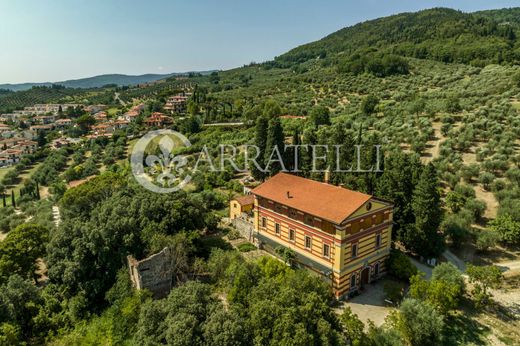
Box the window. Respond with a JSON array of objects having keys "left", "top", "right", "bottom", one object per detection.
[
  {"left": 375, "top": 233, "right": 381, "bottom": 248},
  {"left": 289, "top": 229, "right": 295, "bottom": 241},
  {"left": 289, "top": 208, "right": 297, "bottom": 219},
  {"left": 350, "top": 274, "right": 356, "bottom": 288},
  {"left": 275, "top": 223, "right": 280, "bottom": 235},
  {"left": 261, "top": 217, "right": 266, "bottom": 228},
  {"left": 234, "top": 203, "right": 238, "bottom": 208},
  {"left": 351, "top": 243, "right": 358, "bottom": 258},
  {"left": 304, "top": 214, "right": 313, "bottom": 226},
  {"left": 374, "top": 262, "right": 380, "bottom": 277},
  {"left": 305, "top": 236, "right": 312, "bottom": 249},
  {"left": 323, "top": 244, "right": 330, "bottom": 258}
]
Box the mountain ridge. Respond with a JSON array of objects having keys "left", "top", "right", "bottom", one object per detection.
[{"left": 0, "top": 71, "right": 217, "bottom": 92}]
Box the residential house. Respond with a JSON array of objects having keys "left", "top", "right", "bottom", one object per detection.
[
  {"left": 55, "top": 118, "right": 73, "bottom": 129},
  {"left": 249, "top": 173, "right": 393, "bottom": 299},
  {"left": 29, "top": 124, "right": 54, "bottom": 139},
  {"left": 33, "top": 115, "right": 56, "bottom": 125},
  {"left": 12, "top": 140, "right": 37, "bottom": 154},
  {"left": 144, "top": 112, "right": 172, "bottom": 127},
  {"left": 229, "top": 194, "right": 255, "bottom": 220},
  {"left": 94, "top": 111, "right": 108, "bottom": 121},
  {"left": 0, "top": 148, "right": 23, "bottom": 167},
  {"left": 164, "top": 94, "right": 189, "bottom": 114}
]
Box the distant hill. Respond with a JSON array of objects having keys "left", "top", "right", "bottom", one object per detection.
[
  {"left": 273, "top": 7, "right": 520, "bottom": 68},
  {"left": 0, "top": 71, "right": 216, "bottom": 91}
]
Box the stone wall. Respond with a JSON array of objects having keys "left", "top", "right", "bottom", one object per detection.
[
  {"left": 232, "top": 213, "right": 254, "bottom": 241},
  {"left": 127, "top": 247, "right": 173, "bottom": 298}
]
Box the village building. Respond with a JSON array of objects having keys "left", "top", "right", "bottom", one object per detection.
[
  {"left": 144, "top": 112, "right": 172, "bottom": 127},
  {"left": 55, "top": 118, "right": 73, "bottom": 129},
  {"left": 85, "top": 104, "right": 107, "bottom": 114},
  {"left": 29, "top": 124, "right": 54, "bottom": 139},
  {"left": 236, "top": 173, "right": 393, "bottom": 299},
  {"left": 92, "top": 123, "right": 115, "bottom": 136},
  {"left": 229, "top": 194, "right": 255, "bottom": 220},
  {"left": 94, "top": 111, "right": 108, "bottom": 121},
  {"left": 0, "top": 148, "right": 24, "bottom": 167},
  {"left": 164, "top": 94, "right": 189, "bottom": 114},
  {"left": 33, "top": 115, "right": 56, "bottom": 125}
]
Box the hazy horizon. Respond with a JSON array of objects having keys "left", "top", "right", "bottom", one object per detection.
[{"left": 1, "top": 0, "right": 519, "bottom": 84}]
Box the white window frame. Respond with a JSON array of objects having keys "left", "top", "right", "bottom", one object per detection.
[
  {"left": 289, "top": 229, "right": 295, "bottom": 242},
  {"left": 305, "top": 236, "right": 312, "bottom": 250},
  {"left": 323, "top": 244, "right": 330, "bottom": 258}
]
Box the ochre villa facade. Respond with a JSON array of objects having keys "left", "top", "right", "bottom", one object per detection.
[{"left": 250, "top": 173, "right": 393, "bottom": 298}]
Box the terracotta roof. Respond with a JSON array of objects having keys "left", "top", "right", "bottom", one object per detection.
[
  {"left": 233, "top": 194, "right": 254, "bottom": 206},
  {"left": 251, "top": 173, "right": 372, "bottom": 224}
]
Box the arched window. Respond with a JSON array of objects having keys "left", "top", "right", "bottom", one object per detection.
[
  {"left": 374, "top": 262, "right": 380, "bottom": 277},
  {"left": 350, "top": 274, "right": 356, "bottom": 289}
]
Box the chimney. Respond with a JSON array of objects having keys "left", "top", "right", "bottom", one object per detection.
[{"left": 286, "top": 191, "right": 292, "bottom": 199}]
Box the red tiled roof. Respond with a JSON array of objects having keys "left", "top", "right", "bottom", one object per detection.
[
  {"left": 251, "top": 173, "right": 372, "bottom": 224},
  {"left": 233, "top": 194, "right": 254, "bottom": 206}
]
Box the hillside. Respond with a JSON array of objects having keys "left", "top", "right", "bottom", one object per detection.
[{"left": 274, "top": 7, "right": 520, "bottom": 68}]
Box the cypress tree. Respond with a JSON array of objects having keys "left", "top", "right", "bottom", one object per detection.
[
  {"left": 404, "top": 163, "right": 444, "bottom": 258},
  {"left": 11, "top": 190, "right": 15, "bottom": 208},
  {"left": 2, "top": 193, "right": 5, "bottom": 207},
  {"left": 264, "top": 117, "right": 286, "bottom": 176},
  {"left": 36, "top": 182, "right": 41, "bottom": 200},
  {"left": 252, "top": 116, "right": 268, "bottom": 180}
]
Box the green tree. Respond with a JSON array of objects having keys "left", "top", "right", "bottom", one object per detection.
[
  {"left": 403, "top": 163, "right": 444, "bottom": 257},
  {"left": 76, "top": 114, "right": 96, "bottom": 133},
  {"left": 0, "top": 275, "right": 43, "bottom": 341},
  {"left": 361, "top": 95, "right": 379, "bottom": 115},
  {"left": 252, "top": 116, "right": 268, "bottom": 180},
  {"left": 386, "top": 249, "right": 417, "bottom": 282},
  {"left": 340, "top": 307, "right": 365, "bottom": 344},
  {"left": 309, "top": 106, "right": 331, "bottom": 126},
  {"left": 466, "top": 264, "right": 503, "bottom": 308},
  {"left": 388, "top": 298, "right": 444, "bottom": 346},
  {"left": 489, "top": 214, "right": 520, "bottom": 245},
  {"left": 0, "top": 223, "right": 48, "bottom": 283},
  {"left": 264, "top": 117, "right": 285, "bottom": 176},
  {"left": 202, "top": 307, "right": 250, "bottom": 346},
  {"left": 409, "top": 270, "right": 462, "bottom": 315}
]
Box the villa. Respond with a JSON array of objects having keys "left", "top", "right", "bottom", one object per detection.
[{"left": 231, "top": 173, "right": 393, "bottom": 299}]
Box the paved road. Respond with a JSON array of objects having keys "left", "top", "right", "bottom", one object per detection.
[{"left": 443, "top": 249, "right": 466, "bottom": 272}]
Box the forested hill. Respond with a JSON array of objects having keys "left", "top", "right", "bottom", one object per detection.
[{"left": 274, "top": 7, "right": 520, "bottom": 68}]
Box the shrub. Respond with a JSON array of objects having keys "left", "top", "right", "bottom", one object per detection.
[
  {"left": 479, "top": 172, "right": 495, "bottom": 189},
  {"left": 226, "top": 228, "right": 241, "bottom": 240},
  {"left": 237, "top": 243, "right": 257, "bottom": 253},
  {"left": 464, "top": 199, "right": 486, "bottom": 221},
  {"left": 386, "top": 250, "right": 418, "bottom": 282},
  {"left": 475, "top": 231, "right": 500, "bottom": 252},
  {"left": 489, "top": 214, "right": 520, "bottom": 245},
  {"left": 441, "top": 215, "right": 470, "bottom": 248},
  {"left": 388, "top": 298, "right": 444, "bottom": 345}
]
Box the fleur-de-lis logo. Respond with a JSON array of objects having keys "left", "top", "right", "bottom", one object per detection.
[{"left": 131, "top": 130, "right": 192, "bottom": 193}]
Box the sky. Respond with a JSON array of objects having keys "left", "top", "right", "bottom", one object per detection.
[{"left": 1, "top": 0, "right": 519, "bottom": 84}]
